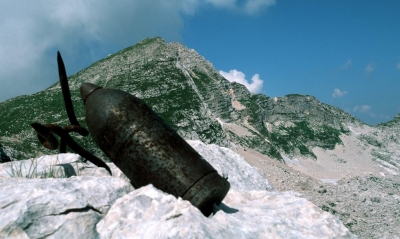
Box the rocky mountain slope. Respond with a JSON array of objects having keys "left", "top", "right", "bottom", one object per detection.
[
  {"left": 0, "top": 37, "right": 375, "bottom": 163},
  {"left": 241, "top": 146, "right": 400, "bottom": 238}
]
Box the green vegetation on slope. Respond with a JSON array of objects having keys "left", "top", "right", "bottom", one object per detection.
[{"left": 0, "top": 37, "right": 358, "bottom": 161}]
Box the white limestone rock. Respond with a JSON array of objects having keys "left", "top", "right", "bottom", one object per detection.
[
  {"left": 0, "top": 141, "right": 356, "bottom": 238},
  {"left": 0, "top": 153, "right": 126, "bottom": 179},
  {"left": 0, "top": 141, "right": 273, "bottom": 192},
  {"left": 97, "top": 184, "right": 355, "bottom": 239},
  {"left": 0, "top": 176, "right": 134, "bottom": 238},
  {"left": 188, "top": 140, "right": 274, "bottom": 192}
]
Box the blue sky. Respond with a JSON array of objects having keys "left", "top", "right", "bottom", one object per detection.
[{"left": 0, "top": 1, "right": 399, "bottom": 125}]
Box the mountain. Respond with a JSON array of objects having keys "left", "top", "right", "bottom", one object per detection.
[{"left": 0, "top": 37, "right": 397, "bottom": 168}]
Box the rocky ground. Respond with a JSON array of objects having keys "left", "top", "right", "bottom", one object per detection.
[
  {"left": 0, "top": 147, "right": 355, "bottom": 238},
  {"left": 237, "top": 147, "right": 400, "bottom": 239}
]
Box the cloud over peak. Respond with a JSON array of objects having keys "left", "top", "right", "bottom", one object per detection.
[
  {"left": 332, "top": 88, "right": 348, "bottom": 98},
  {"left": 0, "top": 0, "right": 275, "bottom": 102},
  {"left": 365, "top": 63, "right": 375, "bottom": 74},
  {"left": 219, "top": 69, "right": 264, "bottom": 93},
  {"left": 353, "top": 105, "right": 370, "bottom": 113},
  {"left": 244, "top": 0, "right": 276, "bottom": 15},
  {"left": 338, "top": 59, "right": 352, "bottom": 70},
  {"left": 0, "top": 1, "right": 188, "bottom": 101},
  {"left": 353, "top": 105, "right": 375, "bottom": 117},
  {"left": 197, "top": 0, "right": 276, "bottom": 15},
  {"left": 396, "top": 57, "right": 400, "bottom": 70}
]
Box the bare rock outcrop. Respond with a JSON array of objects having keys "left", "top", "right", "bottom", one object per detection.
[
  {"left": 0, "top": 141, "right": 354, "bottom": 238},
  {"left": 97, "top": 184, "right": 354, "bottom": 239}
]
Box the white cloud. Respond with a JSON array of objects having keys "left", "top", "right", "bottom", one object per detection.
[
  {"left": 206, "top": 0, "right": 236, "bottom": 9},
  {"left": 338, "top": 59, "right": 352, "bottom": 70},
  {"left": 219, "top": 69, "right": 264, "bottom": 93},
  {"left": 183, "top": 0, "right": 275, "bottom": 15},
  {"left": 244, "top": 0, "right": 276, "bottom": 15},
  {"left": 0, "top": 0, "right": 187, "bottom": 102},
  {"left": 332, "top": 88, "right": 348, "bottom": 98},
  {"left": 365, "top": 63, "right": 375, "bottom": 74},
  {"left": 353, "top": 105, "right": 371, "bottom": 113},
  {"left": 0, "top": 1, "right": 274, "bottom": 102},
  {"left": 202, "top": 0, "right": 276, "bottom": 14},
  {"left": 378, "top": 114, "right": 390, "bottom": 120},
  {"left": 396, "top": 57, "right": 400, "bottom": 70},
  {"left": 0, "top": 0, "right": 276, "bottom": 102},
  {"left": 353, "top": 105, "right": 375, "bottom": 117}
]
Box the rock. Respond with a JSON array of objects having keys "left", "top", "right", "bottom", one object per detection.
[
  {"left": 0, "top": 144, "right": 11, "bottom": 163},
  {"left": 0, "top": 141, "right": 355, "bottom": 238},
  {"left": 0, "top": 176, "right": 134, "bottom": 238},
  {"left": 370, "top": 196, "right": 381, "bottom": 203},
  {"left": 0, "top": 153, "right": 126, "bottom": 179},
  {"left": 187, "top": 140, "right": 275, "bottom": 192},
  {"left": 97, "top": 184, "right": 355, "bottom": 239},
  {"left": 295, "top": 175, "right": 400, "bottom": 238},
  {"left": 0, "top": 141, "right": 271, "bottom": 192},
  {"left": 317, "top": 186, "right": 327, "bottom": 194}
]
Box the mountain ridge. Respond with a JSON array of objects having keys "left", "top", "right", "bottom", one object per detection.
[
  {"left": 0, "top": 37, "right": 397, "bottom": 164},
  {"left": 1, "top": 37, "right": 399, "bottom": 238}
]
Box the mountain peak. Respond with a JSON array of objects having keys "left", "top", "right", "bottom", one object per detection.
[
  {"left": 139, "top": 36, "right": 166, "bottom": 44},
  {"left": 0, "top": 38, "right": 377, "bottom": 161},
  {"left": 378, "top": 112, "right": 400, "bottom": 128}
]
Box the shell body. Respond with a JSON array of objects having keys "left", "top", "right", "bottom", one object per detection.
[{"left": 80, "top": 83, "right": 230, "bottom": 215}]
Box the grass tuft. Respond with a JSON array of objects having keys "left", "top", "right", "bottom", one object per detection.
[{"left": 6, "top": 155, "right": 69, "bottom": 179}]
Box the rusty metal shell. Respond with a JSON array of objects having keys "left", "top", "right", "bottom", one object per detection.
[{"left": 81, "top": 83, "right": 230, "bottom": 215}]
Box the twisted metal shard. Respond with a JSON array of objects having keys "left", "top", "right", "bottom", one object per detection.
[{"left": 31, "top": 52, "right": 111, "bottom": 175}]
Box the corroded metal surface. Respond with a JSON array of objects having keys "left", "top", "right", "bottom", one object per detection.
[{"left": 81, "top": 83, "right": 230, "bottom": 215}]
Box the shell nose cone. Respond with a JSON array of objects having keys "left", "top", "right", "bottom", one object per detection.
[{"left": 80, "top": 83, "right": 102, "bottom": 104}]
